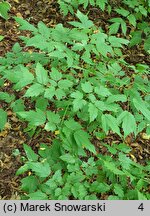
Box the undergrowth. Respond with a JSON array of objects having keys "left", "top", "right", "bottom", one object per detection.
[{"left": 0, "top": 0, "right": 150, "bottom": 200}]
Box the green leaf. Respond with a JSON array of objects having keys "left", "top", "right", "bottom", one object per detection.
[
  {"left": 28, "top": 190, "right": 48, "bottom": 200},
  {"left": 58, "top": 79, "right": 73, "bottom": 89},
  {"left": 0, "top": 1, "right": 11, "bottom": 20},
  {"left": 60, "top": 154, "right": 76, "bottom": 164},
  {"left": 21, "top": 176, "right": 39, "bottom": 193},
  {"left": 103, "top": 160, "right": 124, "bottom": 175},
  {"left": 50, "top": 67, "right": 62, "bottom": 81},
  {"left": 23, "top": 144, "right": 38, "bottom": 161},
  {"left": 0, "top": 109, "right": 7, "bottom": 131},
  {"left": 88, "top": 103, "right": 98, "bottom": 122},
  {"left": 0, "top": 92, "right": 15, "bottom": 103},
  {"left": 115, "top": 7, "right": 129, "bottom": 17},
  {"left": 4, "top": 66, "right": 34, "bottom": 90},
  {"left": 118, "top": 152, "right": 131, "bottom": 170},
  {"left": 109, "top": 36, "right": 129, "bottom": 47},
  {"left": 26, "top": 35, "right": 48, "bottom": 50},
  {"left": 71, "top": 91, "right": 83, "bottom": 99},
  {"left": 107, "top": 94, "right": 127, "bottom": 103},
  {"left": 90, "top": 181, "right": 110, "bottom": 193},
  {"left": 127, "top": 14, "right": 136, "bottom": 27},
  {"left": 35, "top": 63, "right": 48, "bottom": 85},
  {"left": 129, "top": 31, "right": 142, "bottom": 47},
  {"left": 118, "top": 111, "right": 137, "bottom": 138},
  {"left": 45, "top": 111, "right": 61, "bottom": 131},
  {"left": 101, "top": 114, "right": 121, "bottom": 136},
  {"left": 38, "top": 21, "right": 51, "bottom": 38},
  {"left": 108, "top": 195, "right": 119, "bottom": 200},
  {"left": 81, "top": 81, "right": 93, "bottom": 93},
  {"left": 44, "top": 86, "right": 55, "bottom": 100},
  {"left": 25, "top": 83, "right": 45, "bottom": 97},
  {"left": 28, "top": 161, "right": 51, "bottom": 178},
  {"left": 15, "top": 17, "right": 38, "bottom": 34},
  {"left": 109, "top": 22, "right": 120, "bottom": 35},
  {"left": 144, "top": 37, "right": 150, "bottom": 51},
  {"left": 137, "top": 191, "right": 147, "bottom": 200},
  {"left": 72, "top": 98, "right": 87, "bottom": 112},
  {"left": 17, "top": 109, "right": 46, "bottom": 126},
  {"left": 133, "top": 98, "right": 150, "bottom": 121},
  {"left": 0, "top": 35, "right": 4, "bottom": 41},
  {"left": 69, "top": 10, "right": 93, "bottom": 29},
  {"left": 74, "top": 129, "right": 96, "bottom": 154},
  {"left": 114, "top": 184, "right": 124, "bottom": 198},
  {"left": 94, "top": 86, "right": 112, "bottom": 97},
  {"left": 64, "top": 118, "right": 82, "bottom": 131},
  {"left": 16, "top": 164, "right": 29, "bottom": 176}
]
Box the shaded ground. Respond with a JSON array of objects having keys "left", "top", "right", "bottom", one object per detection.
[{"left": 0, "top": 0, "right": 150, "bottom": 199}]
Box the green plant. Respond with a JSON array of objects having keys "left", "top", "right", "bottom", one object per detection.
[
  {"left": 0, "top": 7, "right": 149, "bottom": 200},
  {"left": 16, "top": 142, "right": 150, "bottom": 200},
  {"left": 0, "top": 0, "right": 11, "bottom": 20}
]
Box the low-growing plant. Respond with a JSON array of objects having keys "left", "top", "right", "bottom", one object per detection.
[
  {"left": 0, "top": 7, "right": 149, "bottom": 200},
  {"left": 16, "top": 142, "right": 150, "bottom": 200}
]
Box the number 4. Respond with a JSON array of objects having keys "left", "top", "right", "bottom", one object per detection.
[{"left": 138, "top": 203, "right": 144, "bottom": 211}]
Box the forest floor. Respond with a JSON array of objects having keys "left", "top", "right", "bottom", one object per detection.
[{"left": 0, "top": 0, "right": 150, "bottom": 199}]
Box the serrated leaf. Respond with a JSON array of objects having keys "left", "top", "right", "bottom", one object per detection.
[
  {"left": 28, "top": 190, "right": 48, "bottom": 200},
  {"left": 15, "top": 17, "right": 38, "bottom": 34},
  {"left": 118, "top": 152, "right": 131, "bottom": 170},
  {"left": 17, "top": 109, "right": 46, "bottom": 126},
  {"left": 44, "top": 86, "right": 55, "bottom": 99},
  {"left": 25, "top": 83, "right": 45, "bottom": 97},
  {"left": 69, "top": 10, "right": 93, "bottom": 29},
  {"left": 103, "top": 160, "right": 124, "bottom": 175},
  {"left": 144, "top": 37, "right": 150, "bottom": 51},
  {"left": 58, "top": 79, "right": 73, "bottom": 89},
  {"left": 28, "top": 161, "right": 51, "bottom": 178},
  {"left": 127, "top": 14, "right": 136, "bottom": 27},
  {"left": 115, "top": 7, "right": 129, "bottom": 17},
  {"left": 90, "top": 181, "right": 110, "bottom": 193},
  {"left": 137, "top": 191, "right": 147, "bottom": 200},
  {"left": 64, "top": 118, "right": 82, "bottom": 131},
  {"left": 107, "top": 94, "right": 127, "bottom": 103},
  {"left": 35, "top": 63, "right": 48, "bottom": 85},
  {"left": 23, "top": 144, "right": 38, "bottom": 161},
  {"left": 109, "top": 36, "right": 129, "bottom": 47},
  {"left": 21, "top": 176, "right": 39, "bottom": 193},
  {"left": 114, "top": 184, "right": 124, "bottom": 198},
  {"left": 45, "top": 111, "right": 61, "bottom": 131},
  {"left": 129, "top": 31, "right": 142, "bottom": 47},
  {"left": 122, "top": 111, "right": 137, "bottom": 138},
  {"left": 26, "top": 35, "right": 48, "bottom": 50},
  {"left": 0, "top": 109, "right": 7, "bottom": 131},
  {"left": 74, "top": 130, "right": 96, "bottom": 154},
  {"left": 50, "top": 67, "right": 62, "bottom": 81},
  {"left": 55, "top": 88, "right": 66, "bottom": 100},
  {"left": 88, "top": 103, "right": 98, "bottom": 122},
  {"left": 60, "top": 154, "right": 76, "bottom": 164},
  {"left": 0, "top": 92, "right": 15, "bottom": 103},
  {"left": 102, "top": 114, "right": 121, "bottom": 136},
  {"left": 94, "top": 86, "right": 112, "bottom": 97},
  {"left": 16, "top": 164, "right": 29, "bottom": 176},
  {"left": 133, "top": 98, "right": 150, "bottom": 121},
  {"left": 38, "top": 21, "right": 51, "bottom": 38},
  {"left": 71, "top": 91, "right": 83, "bottom": 99},
  {"left": 81, "top": 81, "right": 93, "bottom": 93},
  {"left": 72, "top": 98, "right": 87, "bottom": 112},
  {"left": 109, "top": 22, "right": 120, "bottom": 35}
]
